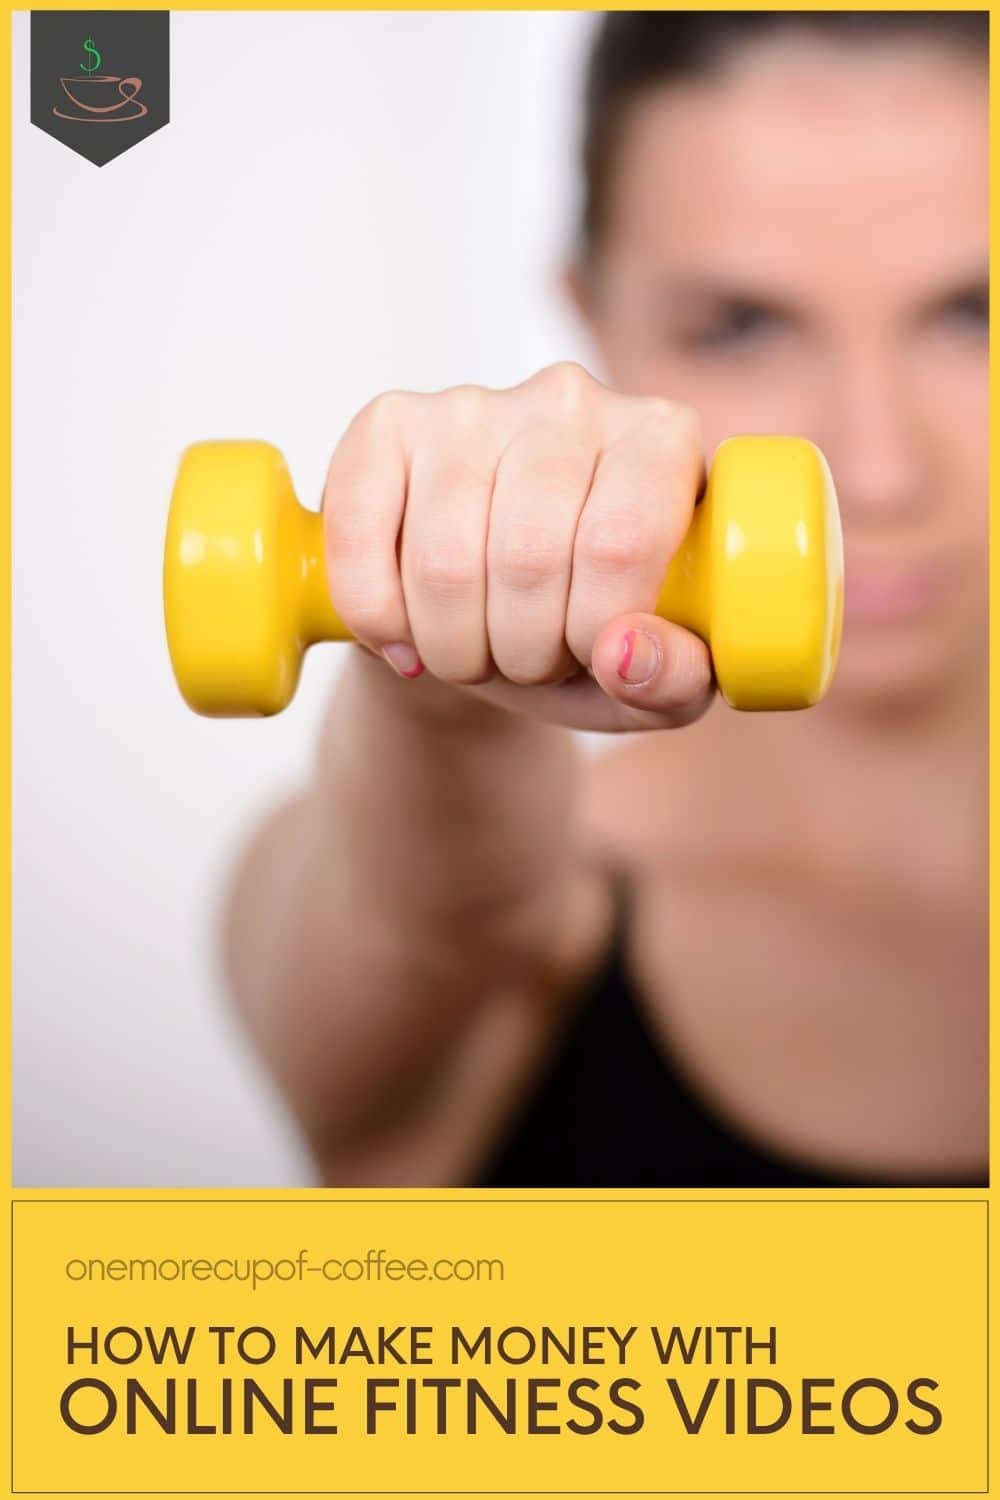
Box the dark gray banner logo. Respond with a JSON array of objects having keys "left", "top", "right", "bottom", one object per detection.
[{"left": 31, "top": 11, "right": 169, "bottom": 166}]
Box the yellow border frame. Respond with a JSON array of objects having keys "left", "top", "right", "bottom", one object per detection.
[{"left": 2, "top": 5, "right": 994, "bottom": 1499}]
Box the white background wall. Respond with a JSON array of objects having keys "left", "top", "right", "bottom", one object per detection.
[{"left": 13, "top": 10, "right": 597, "bottom": 1185}]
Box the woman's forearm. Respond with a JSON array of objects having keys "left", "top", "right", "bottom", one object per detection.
[
  {"left": 224, "top": 649, "right": 585, "bottom": 1163},
  {"left": 320, "top": 650, "right": 580, "bottom": 942}
]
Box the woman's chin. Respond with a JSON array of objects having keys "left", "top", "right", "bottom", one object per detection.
[{"left": 826, "top": 616, "right": 985, "bottom": 720}]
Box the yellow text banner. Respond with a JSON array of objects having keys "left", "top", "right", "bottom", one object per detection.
[{"left": 10, "top": 1197, "right": 988, "bottom": 1495}]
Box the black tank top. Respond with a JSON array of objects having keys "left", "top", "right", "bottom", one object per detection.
[{"left": 480, "top": 876, "right": 987, "bottom": 1189}]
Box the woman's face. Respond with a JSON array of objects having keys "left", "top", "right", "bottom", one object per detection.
[{"left": 580, "top": 34, "right": 988, "bottom": 714}]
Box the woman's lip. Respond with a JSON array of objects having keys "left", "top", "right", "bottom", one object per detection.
[{"left": 843, "top": 567, "right": 937, "bottom": 624}]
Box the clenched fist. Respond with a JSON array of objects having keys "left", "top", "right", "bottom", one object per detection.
[{"left": 323, "top": 362, "right": 714, "bottom": 731}]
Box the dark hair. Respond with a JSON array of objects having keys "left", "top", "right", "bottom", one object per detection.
[{"left": 581, "top": 10, "right": 988, "bottom": 254}]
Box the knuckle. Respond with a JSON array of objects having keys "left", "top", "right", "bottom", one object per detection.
[
  {"left": 410, "top": 539, "right": 481, "bottom": 598},
  {"left": 576, "top": 512, "right": 662, "bottom": 574},
  {"left": 491, "top": 521, "right": 566, "bottom": 591},
  {"left": 494, "top": 428, "right": 593, "bottom": 499},
  {"left": 442, "top": 384, "right": 490, "bottom": 430},
  {"left": 436, "top": 455, "right": 494, "bottom": 498},
  {"left": 638, "top": 396, "right": 702, "bottom": 453},
  {"left": 532, "top": 360, "right": 596, "bottom": 416},
  {"left": 338, "top": 582, "right": 401, "bottom": 639},
  {"left": 324, "top": 503, "right": 371, "bottom": 560},
  {"left": 354, "top": 388, "right": 411, "bottom": 436},
  {"left": 415, "top": 453, "right": 495, "bottom": 508},
  {"left": 671, "top": 632, "right": 714, "bottom": 699}
]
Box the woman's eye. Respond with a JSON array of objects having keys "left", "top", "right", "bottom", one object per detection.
[
  {"left": 676, "top": 302, "right": 783, "bottom": 352},
  {"left": 939, "top": 288, "right": 989, "bottom": 333}
]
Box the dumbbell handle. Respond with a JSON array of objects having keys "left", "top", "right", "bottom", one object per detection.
[
  {"left": 288, "top": 506, "right": 348, "bottom": 642},
  {"left": 164, "top": 436, "right": 843, "bottom": 715},
  {"left": 272, "top": 496, "right": 715, "bottom": 644}
]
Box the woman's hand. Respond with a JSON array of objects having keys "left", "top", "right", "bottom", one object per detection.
[{"left": 323, "top": 362, "right": 714, "bottom": 731}]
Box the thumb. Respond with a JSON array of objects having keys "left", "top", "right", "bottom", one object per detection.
[{"left": 590, "top": 613, "right": 715, "bottom": 729}]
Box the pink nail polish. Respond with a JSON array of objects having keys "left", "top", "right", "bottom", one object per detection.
[
  {"left": 617, "top": 628, "right": 660, "bottom": 686},
  {"left": 617, "top": 630, "right": 637, "bottom": 680},
  {"left": 382, "top": 643, "right": 424, "bottom": 679}
]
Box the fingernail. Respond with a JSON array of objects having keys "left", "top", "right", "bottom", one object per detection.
[
  {"left": 381, "top": 643, "right": 424, "bottom": 679},
  {"left": 617, "top": 628, "right": 660, "bottom": 686}
]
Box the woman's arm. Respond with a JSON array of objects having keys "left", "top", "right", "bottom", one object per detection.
[
  {"left": 222, "top": 364, "right": 711, "bottom": 1184},
  {"left": 224, "top": 650, "right": 609, "bottom": 1184}
]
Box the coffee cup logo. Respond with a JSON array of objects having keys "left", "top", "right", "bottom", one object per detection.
[
  {"left": 52, "top": 36, "right": 148, "bottom": 123},
  {"left": 31, "top": 12, "right": 169, "bottom": 166}
]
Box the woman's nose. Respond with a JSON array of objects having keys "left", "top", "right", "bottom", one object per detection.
[{"left": 816, "top": 352, "right": 926, "bottom": 527}]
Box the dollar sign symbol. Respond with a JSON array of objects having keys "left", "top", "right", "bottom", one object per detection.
[{"left": 80, "top": 38, "right": 101, "bottom": 74}]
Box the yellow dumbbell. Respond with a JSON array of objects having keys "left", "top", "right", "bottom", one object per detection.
[{"left": 163, "top": 435, "right": 843, "bottom": 717}]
